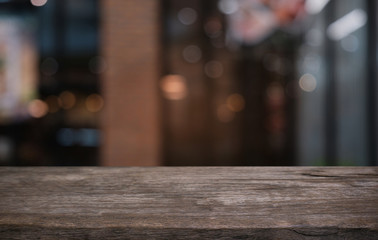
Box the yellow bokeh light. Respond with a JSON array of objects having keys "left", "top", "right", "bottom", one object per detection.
[
  {"left": 59, "top": 91, "right": 76, "bottom": 110},
  {"left": 85, "top": 94, "right": 104, "bottom": 113}
]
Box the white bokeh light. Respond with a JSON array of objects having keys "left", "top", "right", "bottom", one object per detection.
[
  {"left": 299, "top": 74, "right": 317, "bottom": 92},
  {"left": 31, "top": 0, "right": 48, "bottom": 7}
]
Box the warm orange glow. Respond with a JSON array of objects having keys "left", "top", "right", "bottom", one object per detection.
[
  {"left": 160, "top": 74, "right": 188, "bottom": 100},
  {"left": 85, "top": 94, "right": 104, "bottom": 113},
  {"left": 226, "top": 93, "right": 245, "bottom": 112},
  {"left": 59, "top": 91, "right": 76, "bottom": 110},
  {"left": 28, "top": 99, "right": 48, "bottom": 118}
]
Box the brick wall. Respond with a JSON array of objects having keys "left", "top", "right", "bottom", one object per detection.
[{"left": 100, "top": 0, "right": 161, "bottom": 165}]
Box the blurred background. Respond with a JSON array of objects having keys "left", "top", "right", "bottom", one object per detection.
[{"left": 0, "top": 0, "right": 376, "bottom": 166}]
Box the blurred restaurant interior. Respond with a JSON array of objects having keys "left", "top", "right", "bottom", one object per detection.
[{"left": 0, "top": 0, "right": 376, "bottom": 166}]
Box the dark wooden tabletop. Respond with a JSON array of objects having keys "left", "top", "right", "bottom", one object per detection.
[{"left": 0, "top": 167, "right": 377, "bottom": 239}]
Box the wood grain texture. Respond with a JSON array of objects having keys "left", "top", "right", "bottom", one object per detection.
[{"left": 0, "top": 167, "right": 377, "bottom": 239}]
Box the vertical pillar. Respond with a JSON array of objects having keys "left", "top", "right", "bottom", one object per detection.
[
  {"left": 101, "top": 0, "right": 161, "bottom": 165},
  {"left": 367, "top": 0, "right": 377, "bottom": 166},
  {"left": 324, "top": 1, "right": 337, "bottom": 166}
]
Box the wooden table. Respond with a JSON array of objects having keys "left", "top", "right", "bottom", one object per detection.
[{"left": 0, "top": 167, "right": 377, "bottom": 239}]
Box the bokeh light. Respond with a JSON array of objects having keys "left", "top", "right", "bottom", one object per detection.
[
  {"left": 266, "top": 82, "right": 285, "bottom": 106},
  {"left": 218, "top": 0, "right": 239, "bottom": 15},
  {"left": 160, "top": 74, "right": 188, "bottom": 100},
  {"left": 341, "top": 35, "right": 359, "bottom": 52},
  {"left": 177, "top": 8, "right": 197, "bottom": 25},
  {"left": 30, "top": 0, "right": 48, "bottom": 7},
  {"left": 59, "top": 91, "right": 76, "bottom": 110},
  {"left": 204, "top": 18, "right": 222, "bottom": 38},
  {"left": 28, "top": 99, "right": 49, "bottom": 118},
  {"left": 88, "top": 56, "right": 107, "bottom": 74},
  {"left": 204, "top": 61, "right": 223, "bottom": 78},
  {"left": 85, "top": 94, "right": 104, "bottom": 113},
  {"left": 226, "top": 94, "right": 245, "bottom": 112},
  {"left": 40, "top": 57, "right": 58, "bottom": 76},
  {"left": 182, "top": 45, "right": 202, "bottom": 63},
  {"left": 299, "top": 73, "right": 317, "bottom": 92}
]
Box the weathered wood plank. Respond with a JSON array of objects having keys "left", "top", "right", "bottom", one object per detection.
[{"left": 0, "top": 167, "right": 377, "bottom": 239}]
